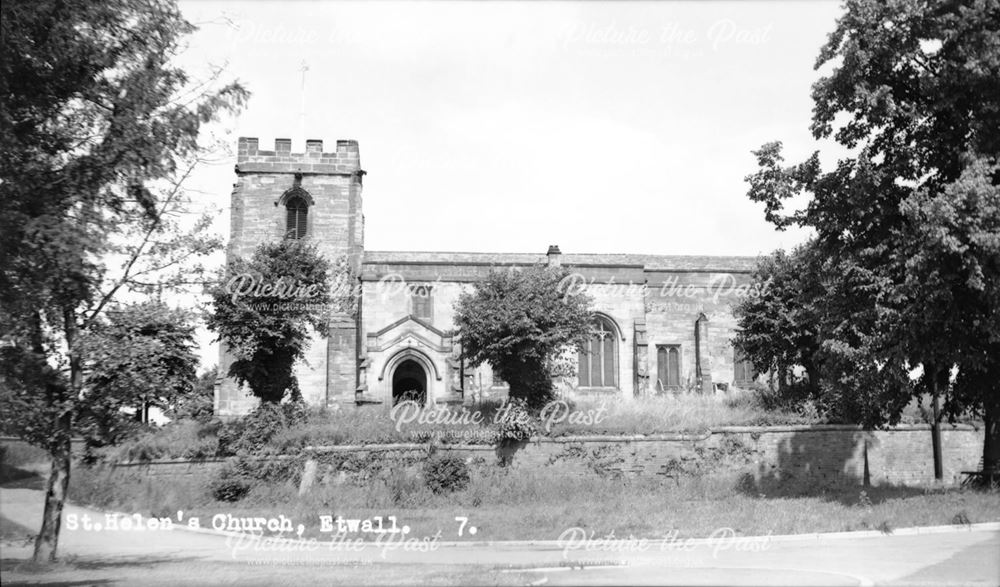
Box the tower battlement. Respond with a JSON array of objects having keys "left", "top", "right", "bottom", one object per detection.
[{"left": 236, "top": 137, "right": 362, "bottom": 175}]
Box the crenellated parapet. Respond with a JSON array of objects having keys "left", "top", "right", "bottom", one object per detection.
[{"left": 236, "top": 137, "right": 364, "bottom": 177}]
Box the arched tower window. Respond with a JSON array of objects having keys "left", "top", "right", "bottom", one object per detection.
[
  {"left": 285, "top": 195, "right": 308, "bottom": 239},
  {"left": 578, "top": 315, "right": 618, "bottom": 389}
]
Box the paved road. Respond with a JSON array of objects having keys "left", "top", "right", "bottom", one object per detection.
[{"left": 2, "top": 487, "right": 997, "bottom": 586}]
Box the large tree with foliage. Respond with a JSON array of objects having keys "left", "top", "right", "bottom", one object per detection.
[
  {"left": 4, "top": 301, "right": 201, "bottom": 460},
  {"left": 453, "top": 266, "right": 593, "bottom": 409},
  {"left": 207, "top": 240, "right": 346, "bottom": 404},
  {"left": 732, "top": 243, "right": 824, "bottom": 394},
  {"left": 74, "top": 301, "right": 199, "bottom": 446},
  {"left": 0, "top": 0, "right": 246, "bottom": 560},
  {"left": 743, "top": 0, "right": 1000, "bottom": 476}
]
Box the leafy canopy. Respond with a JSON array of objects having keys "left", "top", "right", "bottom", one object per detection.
[
  {"left": 740, "top": 1, "right": 1000, "bottom": 437},
  {"left": 453, "top": 266, "right": 593, "bottom": 409},
  {"left": 0, "top": 0, "right": 246, "bottom": 561},
  {"left": 75, "top": 302, "right": 200, "bottom": 448},
  {"left": 207, "top": 240, "right": 345, "bottom": 404}
]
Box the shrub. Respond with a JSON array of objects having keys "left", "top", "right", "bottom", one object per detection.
[
  {"left": 210, "top": 475, "right": 252, "bottom": 502},
  {"left": 423, "top": 454, "right": 471, "bottom": 494},
  {"left": 385, "top": 467, "right": 427, "bottom": 506},
  {"left": 210, "top": 462, "right": 254, "bottom": 502},
  {"left": 494, "top": 398, "right": 537, "bottom": 444},
  {"left": 218, "top": 402, "right": 306, "bottom": 457}
]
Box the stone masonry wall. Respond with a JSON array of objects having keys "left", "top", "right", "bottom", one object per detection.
[
  {"left": 643, "top": 270, "right": 755, "bottom": 394},
  {"left": 109, "top": 425, "right": 984, "bottom": 489}
]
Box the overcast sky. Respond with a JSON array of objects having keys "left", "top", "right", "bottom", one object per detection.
[
  {"left": 178, "top": 0, "right": 848, "bottom": 257},
  {"left": 174, "top": 0, "right": 847, "bottom": 368}
]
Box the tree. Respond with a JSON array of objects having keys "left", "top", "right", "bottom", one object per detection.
[
  {"left": 168, "top": 365, "right": 218, "bottom": 423},
  {"left": 897, "top": 156, "right": 1000, "bottom": 478},
  {"left": 453, "top": 266, "right": 593, "bottom": 409},
  {"left": 0, "top": 0, "right": 246, "bottom": 560},
  {"left": 733, "top": 239, "right": 916, "bottom": 427},
  {"left": 75, "top": 301, "right": 199, "bottom": 446},
  {"left": 744, "top": 0, "right": 1000, "bottom": 476},
  {"left": 206, "top": 240, "right": 344, "bottom": 404},
  {"left": 732, "top": 243, "right": 824, "bottom": 394},
  {"left": 4, "top": 302, "right": 202, "bottom": 461}
]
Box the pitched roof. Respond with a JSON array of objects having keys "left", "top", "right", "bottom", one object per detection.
[{"left": 362, "top": 250, "right": 758, "bottom": 272}]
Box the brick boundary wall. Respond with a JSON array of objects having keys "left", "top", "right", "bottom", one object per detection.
[{"left": 81, "top": 424, "right": 986, "bottom": 489}]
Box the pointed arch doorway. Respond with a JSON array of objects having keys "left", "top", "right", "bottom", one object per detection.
[{"left": 392, "top": 359, "right": 427, "bottom": 405}]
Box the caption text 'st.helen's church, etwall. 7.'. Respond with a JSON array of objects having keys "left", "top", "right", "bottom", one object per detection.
[{"left": 215, "top": 138, "right": 760, "bottom": 416}]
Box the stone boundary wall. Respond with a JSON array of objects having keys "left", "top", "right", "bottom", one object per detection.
[{"left": 83, "top": 424, "right": 986, "bottom": 489}]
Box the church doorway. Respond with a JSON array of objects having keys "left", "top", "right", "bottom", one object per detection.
[{"left": 392, "top": 359, "right": 427, "bottom": 406}]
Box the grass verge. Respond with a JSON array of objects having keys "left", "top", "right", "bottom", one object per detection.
[{"left": 68, "top": 461, "right": 1000, "bottom": 542}]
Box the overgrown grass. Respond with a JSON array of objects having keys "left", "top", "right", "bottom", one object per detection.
[
  {"left": 90, "top": 392, "right": 825, "bottom": 462},
  {"left": 548, "top": 392, "right": 819, "bottom": 436},
  {"left": 77, "top": 389, "right": 982, "bottom": 465},
  {"left": 68, "top": 460, "right": 1000, "bottom": 541},
  {"left": 68, "top": 463, "right": 216, "bottom": 520},
  {"left": 100, "top": 420, "right": 221, "bottom": 462}
]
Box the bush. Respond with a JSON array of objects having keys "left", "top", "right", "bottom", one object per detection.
[
  {"left": 385, "top": 467, "right": 426, "bottom": 506},
  {"left": 218, "top": 402, "right": 306, "bottom": 456},
  {"left": 494, "top": 398, "right": 537, "bottom": 444},
  {"left": 210, "top": 474, "right": 252, "bottom": 502},
  {"left": 750, "top": 381, "right": 817, "bottom": 412},
  {"left": 423, "top": 454, "right": 471, "bottom": 494},
  {"left": 210, "top": 461, "right": 254, "bottom": 502}
]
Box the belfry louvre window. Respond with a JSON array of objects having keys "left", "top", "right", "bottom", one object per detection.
[
  {"left": 410, "top": 285, "right": 432, "bottom": 321},
  {"left": 286, "top": 196, "right": 308, "bottom": 239},
  {"left": 578, "top": 316, "right": 617, "bottom": 388},
  {"left": 657, "top": 345, "right": 682, "bottom": 391}
]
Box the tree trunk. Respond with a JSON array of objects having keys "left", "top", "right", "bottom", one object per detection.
[
  {"left": 929, "top": 365, "right": 943, "bottom": 481},
  {"left": 33, "top": 418, "right": 71, "bottom": 562},
  {"left": 931, "top": 391, "right": 943, "bottom": 481},
  {"left": 34, "top": 307, "right": 79, "bottom": 562},
  {"left": 983, "top": 387, "right": 1000, "bottom": 483}
]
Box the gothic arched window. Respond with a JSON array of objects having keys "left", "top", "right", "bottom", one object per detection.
[
  {"left": 578, "top": 316, "right": 618, "bottom": 388},
  {"left": 657, "top": 345, "right": 682, "bottom": 391},
  {"left": 286, "top": 195, "right": 308, "bottom": 239}
]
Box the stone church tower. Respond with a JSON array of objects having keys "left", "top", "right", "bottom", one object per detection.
[{"left": 215, "top": 138, "right": 365, "bottom": 415}]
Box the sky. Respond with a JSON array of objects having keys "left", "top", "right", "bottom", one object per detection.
[{"left": 172, "top": 0, "right": 849, "bottom": 367}]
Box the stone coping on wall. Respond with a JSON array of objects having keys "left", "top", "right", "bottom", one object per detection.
[
  {"left": 297, "top": 423, "right": 983, "bottom": 454},
  {"left": 0, "top": 423, "right": 979, "bottom": 448},
  {"left": 109, "top": 455, "right": 299, "bottom": 468}
]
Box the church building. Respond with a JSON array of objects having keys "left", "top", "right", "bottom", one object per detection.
[{"left": 215, "top": 138, "right": 760, "bottom": 415}]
